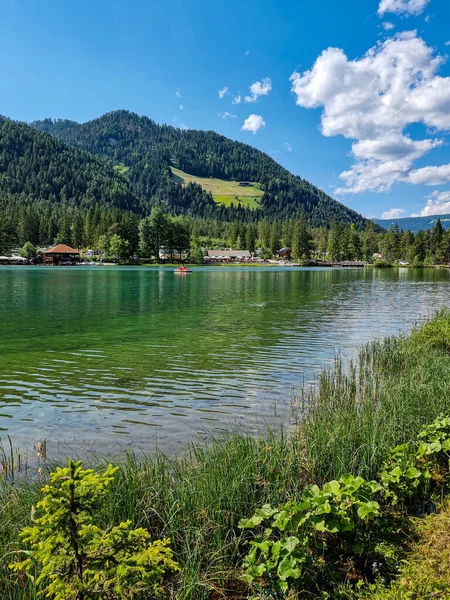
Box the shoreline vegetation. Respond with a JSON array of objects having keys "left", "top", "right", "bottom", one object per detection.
[
  {"left": 2, "top": 260, "right": 450, "bottom": 269},
  {"left": 2, "top": 311, "right": 450, "bottom": 598}
]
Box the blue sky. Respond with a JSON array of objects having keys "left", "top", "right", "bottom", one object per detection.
[{"left": 2, "top": 0, "right": 450, "bottom": 219}]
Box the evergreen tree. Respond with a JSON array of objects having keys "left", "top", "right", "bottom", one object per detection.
[
  {"left": 327, "top": 221, "right": 341, "bottom": 261},
  {"left": 291, "top": 216, "right": 312, "bottom": 260},
  {"left": 362, "top": 221, "right": 378, "bottom": 261},
  {"left": 347, "top": 224, "right": 362, "bottom": 260}
]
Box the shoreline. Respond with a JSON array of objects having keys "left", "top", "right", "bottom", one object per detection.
[{"left": 1, "top": 261, "right": 449, "bottom": 269}]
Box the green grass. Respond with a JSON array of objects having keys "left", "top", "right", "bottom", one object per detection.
[
  {"left": 113, "top": 162, "right": 130, "bottom": 175},
  {"left": 212, "top": 194, "right": 262, "bottom": 209},
  {"left": 348, "top": 504, "right": 450, "bottom": 599},
  {"left": 2, "top": 311, "right": 450, "bottom": 598},
  {"left": 170, "top": 167, "right": 263, "bottom": 209}
]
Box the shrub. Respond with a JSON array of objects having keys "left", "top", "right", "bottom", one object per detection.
[
  {"left": 372, "top": 260, "right": 393, "bottom": 268},
  {"left": 380, "top": 415, "right": 450, "bottom": 510},
  {"left": 408, "top": 311, "right": 450, "bottom": 354},
  {"left": 9, "top": 460, "right": 178, "bottom": 600},
  {"left": 238, "top": 475, "right": 397, "bottom": 596}
]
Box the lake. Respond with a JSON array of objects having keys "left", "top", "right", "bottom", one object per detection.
[{"left": 0, "top": 266, "right": 449, "bottom": 457}]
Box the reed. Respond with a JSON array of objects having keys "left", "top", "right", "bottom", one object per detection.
[{"left": 298, "top": 310, "right": 450, "bottom": 485}]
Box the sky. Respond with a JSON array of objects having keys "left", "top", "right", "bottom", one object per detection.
[{"left": 2, "top": 0, "right": 450, "bottom": 220}]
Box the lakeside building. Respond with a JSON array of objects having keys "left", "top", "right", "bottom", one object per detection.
[
  {"left": 0, "top": 256, "right": 29, "bottom": 265},
  {"left": 42, "top": 244, "right": 80, "bottom": 265},
  {"left": 279, "top": 248, "right": 292, "bottom": 259},
  {"left": 205, "top": 250, "right": 252, "bottom": 262},
  {"left": 159, "top": 247, "right": 189, "bottom": 261}
]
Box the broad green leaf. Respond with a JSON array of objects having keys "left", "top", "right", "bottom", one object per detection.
[{"left": 405, "top": 466, "right": 422, "bottom": 479}]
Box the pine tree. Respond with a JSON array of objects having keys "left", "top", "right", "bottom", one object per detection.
[{"left": 291, "top": 216, "right": 312, "bottom": 260}]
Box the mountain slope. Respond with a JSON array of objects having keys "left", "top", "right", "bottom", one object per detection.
[
  {"left": 374, "top": 215, "right": 450, "bottom": 234},
  {"left": 32, "top": 110, "right": 369, "bottom": 228},
  {"left": 0, "top": 116, "right": 140, "bottom": 212}
]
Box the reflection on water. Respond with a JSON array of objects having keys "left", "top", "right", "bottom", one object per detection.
[{"left": 0, "top": 266, "right": 448, "bottom": 455}]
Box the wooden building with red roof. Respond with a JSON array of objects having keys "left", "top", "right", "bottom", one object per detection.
[{"left": 42, "top": 244, "right": 81, "bottom": 265}]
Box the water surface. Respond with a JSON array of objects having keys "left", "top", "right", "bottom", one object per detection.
[{"left": 0, "top": 266, "right": 448, "bottom": 456}]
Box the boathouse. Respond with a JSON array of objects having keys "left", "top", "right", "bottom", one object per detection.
[{"left": 42, "top": 244, "right": 81, "bottom": 265}]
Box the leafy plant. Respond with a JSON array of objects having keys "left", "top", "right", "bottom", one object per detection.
[
  {"left": 238, "top": 475, "right": 390, "bottom": 595},
  {"left": 380, "top": 415, "right": 450, "bottom": 509},
  {"left": 10, "top": 460, "right": 178, "bottom": 600}
]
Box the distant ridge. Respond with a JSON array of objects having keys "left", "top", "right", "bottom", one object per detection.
[{"left": 374, "top": 214, "right": 450, "bottom": 234}]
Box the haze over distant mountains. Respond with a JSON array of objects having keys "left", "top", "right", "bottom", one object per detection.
[{"left": 373, "top": 215, "right": 450, "bottom": 234}]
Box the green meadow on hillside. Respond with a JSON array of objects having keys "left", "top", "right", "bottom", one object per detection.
[{"left": 170, "top": 166, "right": 263, "bottom": 209}]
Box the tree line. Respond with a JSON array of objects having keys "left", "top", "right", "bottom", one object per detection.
[{"left": 2, "top": 196, "right": 449, "bottom": 266}]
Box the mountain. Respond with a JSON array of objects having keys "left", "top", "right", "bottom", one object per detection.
[
  {"left": 0, "top": 116, "right": 140, "bottom": 212},
  {"left": 31, "top": 110, "right": 369, "bottom": 228},
  {"left": 373, "top": 215, "right": 450, "bottom": 234}
]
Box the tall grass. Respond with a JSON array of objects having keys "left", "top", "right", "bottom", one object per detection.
[
  {"left": 298, "top": 310, "right": 450, "bottom": 484},
  {"left": 1, "top": 311, "right": 450, "bottom": 599}
]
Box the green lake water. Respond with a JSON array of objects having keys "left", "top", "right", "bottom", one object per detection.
[{"left": 0, "top": 266, "right": 449, "bottom": 456}]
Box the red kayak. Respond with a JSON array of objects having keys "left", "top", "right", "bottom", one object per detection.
[{"left": 174, "top": 266, "right": 192, "bottom": 273}]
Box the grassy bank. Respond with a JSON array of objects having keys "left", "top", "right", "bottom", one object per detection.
[{"left": 1, "top": 312, "right": 450, "bottom": 598}]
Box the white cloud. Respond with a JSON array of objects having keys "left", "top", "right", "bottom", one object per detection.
[
  {"left": 382, "top": 207, "right": 405, "bottom": 218},
  {"left": 241, "top": 114, "right": 266, "bottom": 134},
  {"left": 232, "top": 95, "right": 242, "bottom": 104},
  {"left": 382, "top": 21, "right": 395, "bottom": 30},
  {"left": 445, "top": 41, "right": 450, "bottom": 47},
  {"left": 245, "top": 50, "right": 250, "bottom": 56},
  {"left": 180, "top": 123, "right": 189, "bottom": 131},
  {"left": 378, "top": 0, "right": 430, "bottom": 17},
  {"left": 408, "top": 163, "right": 450, "bottom": 185},
  {"left": 290, "top": 32, "right": 450, "bottom": 194},
  {"left": 175, "top": 90, "right": 182, "bottom": 98},
  {"left": 218, "top": 112, "right": 237, "bottom": 120},
  {"left": 244, "top": 78, "right": 272, "bottom": 103},
  {"left": 418, "top": 191, "right": 450, "bottom": 215},
  {"left": 352, "top": 135, "right": 441, "bottom": 162},
  {"left": 283, "top": 142, "right": 293, "bottom": 152},
  {"left": 218, "top": 86, "right": 229, "bottom": 99},
  {"left": 179, "top": 105, "right": 184, "bottom": 110}
]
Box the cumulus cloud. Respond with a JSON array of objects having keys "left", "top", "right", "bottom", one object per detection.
[
  {"left": 382, "top": 207, "right": 405, "bottom": 218},
  {"left": 290, "top": 32, "right": 450, "bottom": 194},
  {"left": 408, "top": 163, "right": 450, "bottom": 185},
  {"left": 218, "top": 112, "right": 237, "bottom": 120},
  {"left": 418, "top": 191, "right": 450, "bottom": 215},
  {"left": 244, "top": 78, "right": 272, "bottom": 103},
  {"left": 175, "top": 90, "right": 182, "bottom": 98},
  {"left": 179, "top": 105, "right": 184, "bottom": 110},
  {"left": 383, "top": 21, "right": 395, "bottom": 30},
  {"left": 232, "top": 95, "right": 242, "bottom": 104},
  {"left": 218, "top": 86, "right": 229, "bottom": 99},
  {"left": 378, "top": 0, "right": 430, "bottom": 16},
  {"left": 445, "top": 41, "right": 450, "bottom": 47},
  {"left": 241, "top": 114, "right": 266, "bottom": 134},
  {"left": 283, "top": 142, "right": 293, "bottom": 152}
]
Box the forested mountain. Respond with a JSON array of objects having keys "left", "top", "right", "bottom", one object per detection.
[
  {"left": 32, "top": 110, "right": 368, "bottom": 227},
  {"left": 374, "top": 215, "right": 450, "bottom": 234},
  {"left": 0, "top": 116, "right": 140, "bottom": 212},
  {"left": 0, "top": 117, "right": 146, "bottom": 250}
]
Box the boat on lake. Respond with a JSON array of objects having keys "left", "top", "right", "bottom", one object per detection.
[{"left": 174, "top": 266, "right": 192, "bottom": 274}]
